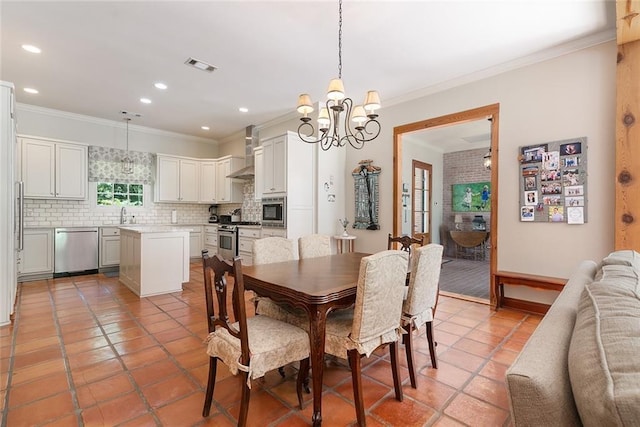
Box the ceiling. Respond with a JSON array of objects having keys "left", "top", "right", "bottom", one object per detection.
[{"left": 0, "top": 1, "right": 615, "bottom": 142}]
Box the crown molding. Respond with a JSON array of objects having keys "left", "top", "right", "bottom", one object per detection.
[
  {"left": 16, "top": 103, "right": 219, "bottom": 145},
  {"left": 383, "top": 29, "right": 617, "bottom": 110}
]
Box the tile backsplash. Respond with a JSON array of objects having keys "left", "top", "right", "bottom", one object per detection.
[{"left": 23, "top": 180, "right": 262, "bottom": 228}]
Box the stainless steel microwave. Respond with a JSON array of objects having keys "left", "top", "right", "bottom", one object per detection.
[{"left": 261, "top": 197, "right": 286, "bottom": 228}]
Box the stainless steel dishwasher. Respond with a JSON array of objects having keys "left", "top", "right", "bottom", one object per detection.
[{"left": 54, "top": 227, "right": 99, "bottom": 276}]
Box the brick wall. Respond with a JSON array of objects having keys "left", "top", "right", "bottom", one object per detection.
[{"left": 442, "top": 148, "right": 491, "bottom": 255}]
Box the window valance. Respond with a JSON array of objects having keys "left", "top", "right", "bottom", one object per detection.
[{"left": 88, "top": 146, "right": 155, "bottom": 185}]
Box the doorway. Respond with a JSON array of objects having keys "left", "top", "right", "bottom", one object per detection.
[{"left": 393, "top": 104, "right": 500, "bottom": 308}]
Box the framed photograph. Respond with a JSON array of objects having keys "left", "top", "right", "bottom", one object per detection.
[
  {"left": 524, "top": 191, "right": 538, "bottom": 206},
  {"left": 562, "top": 156, "right": 580, "bottom": 167},
  {"left": 542, "top": 151, "right": 559, "bottom": 171},
  {"left": 524, "top": 176, "right": 537, "bottom": 190},
  {"left": 521, "top": 144, "right": 548, "bottom": 163},
  {"left": 541, "top": 182, "right": 562, "bottom": 195},
  {"left": 563, "top": 169, "right": 580, "bottom": 186},
  {"left": 560, "top": 142, "right": 582, "bottom": 156},
  {"left": 521, "top": 206, "right": 534, "bottom": 221},
  {"left": 566, "top": 196, "right": 584, "bottom": 207},
  {"left": 541, "top": 169, "right": 561, "bottom": 182},
  {"left": 542, "top": 195, "right": 562, "bottom": 205},
  {"left": 452, "top": 182, "right": 491, "bottom": 212},
  {"left": 565, "top": 185, "right": 584, "bottom": 196},
  {"left": 522, "top": 165, "right": 539, "bottom": 176},
  {"left": 549, "top": 206, "right": 565, "bottom": 222}
]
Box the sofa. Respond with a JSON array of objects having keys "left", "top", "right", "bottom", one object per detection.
[{"left": 506, "top": 250, "right": 640, "bottom": 427}]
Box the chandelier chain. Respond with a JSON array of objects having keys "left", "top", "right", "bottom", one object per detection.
[{"left": 338, "top": 0, "right": 342, "bottom": 79}]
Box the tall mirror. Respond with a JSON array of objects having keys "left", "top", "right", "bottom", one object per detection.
[{"left": 393, "top": 104, "right": 499, "bottom": 307}]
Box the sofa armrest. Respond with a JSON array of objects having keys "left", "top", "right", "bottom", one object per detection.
[{"left": 506, "top": 260, "right": 597, "bottom": 427}]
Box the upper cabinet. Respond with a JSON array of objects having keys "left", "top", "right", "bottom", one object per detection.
[
  {"left": 156, "top": 155, "right": 200, "bottom": 202},
  {"left": 253, "top": 146, "right": 264, "bottom": 201},
  {"left": 199, "top": 160, "right": 218, "bottom": 203},
  {"left": 155, "top": 154, "right": 242, "bottom": 204},
  {"left": 261, "top": 135, "right": 287, "bottom": 195},
  {"left": 216, "top": 156, "right": 244, "bottom": 203},
  {"left": 20, "top": 137, "right": 87, "bottom": 200}
]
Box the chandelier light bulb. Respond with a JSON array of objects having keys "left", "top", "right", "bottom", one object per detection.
[
  {"left": 326, "top": 78, "right": 345, "bottom": 101},
  {"left": 297, "top": 94, "right": 314, "bottom": 116},
  {"left": 364, "top": 91, "right": 381, "bottom": 113}
]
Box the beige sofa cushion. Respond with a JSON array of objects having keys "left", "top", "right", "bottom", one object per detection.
[
  {"left": 568, "top": 260, "right": 640, "bottom": 427},
  {"left": 506, "top": 260, "right": 598, "bottom": 427}
]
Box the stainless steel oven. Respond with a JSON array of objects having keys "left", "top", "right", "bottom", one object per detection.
[
  {"left": 261, "top": 196, "right": 286, "bottom": 228},
  {"left": 217, "top": 225, "right": 238, "bottom": 260}
]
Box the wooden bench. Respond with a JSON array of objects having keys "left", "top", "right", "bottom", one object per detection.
[{"left": 494, "top": 270, "right": 567, "bottom": 314}]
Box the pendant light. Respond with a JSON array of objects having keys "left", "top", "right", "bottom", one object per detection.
[{"left": 121, "top": 117, "right": 133, "bottom": 174}]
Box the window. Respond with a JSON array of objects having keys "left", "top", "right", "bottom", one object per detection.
[{"left": 96, "top": 182, "right": 144, "bottom": 206}]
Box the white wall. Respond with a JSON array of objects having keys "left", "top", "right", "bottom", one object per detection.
[
  {"left": 16, "top": 104, "right": 219, "bottom": 158},
  {"left": 339, "top": 41, "right": 615, "bottom": 280}
]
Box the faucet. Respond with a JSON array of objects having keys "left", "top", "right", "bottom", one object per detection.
[{"left": 120, "top": 206, "right": 127, "bottom": 224}]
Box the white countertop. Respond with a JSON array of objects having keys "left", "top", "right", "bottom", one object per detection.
[{"left": 119, "top": 225, "right": 194, "bottom": 233}]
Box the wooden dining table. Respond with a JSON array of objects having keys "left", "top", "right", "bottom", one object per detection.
[{"left": 241, "top": 252, "right": 368, "bottom": 426}]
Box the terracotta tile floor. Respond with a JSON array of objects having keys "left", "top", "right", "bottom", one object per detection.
[{"left": 1, "top": 263, "right": 541, "bottom": 426}]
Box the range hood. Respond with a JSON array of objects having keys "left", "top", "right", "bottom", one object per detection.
[{"left": 227, "top": 125, "right": 257, "bottom": 180}]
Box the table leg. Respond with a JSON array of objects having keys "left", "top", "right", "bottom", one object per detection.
[
  {"left": 348, "top": 240, "right": 354, "bottom": 253},
  {"left": 336, "top": 240, "right": 343, "bottom": 254},
  {"left": 308, "top": 306, "right": 328, "bottom": 426}
]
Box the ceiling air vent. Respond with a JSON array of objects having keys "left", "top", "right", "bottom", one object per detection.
[{"left": 184, "top": 57, "right": 217, "bottom": 73}]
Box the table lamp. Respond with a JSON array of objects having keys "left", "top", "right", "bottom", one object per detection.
[{"left": 454, "top": 214, "right": 463, "bottom": 230}]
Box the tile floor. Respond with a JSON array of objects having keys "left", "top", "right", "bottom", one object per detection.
[{"left": 1, "top": 263, "right": 541, "bottom": 426}]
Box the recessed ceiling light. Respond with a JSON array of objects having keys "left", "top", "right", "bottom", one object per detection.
[
  {"left": 23, "top": 87, "right": 39, "bottom": 94},
  {"left": 140, "top": 98, "right": 152, "bottom": 104},
  {"left": 21, "top": 44, "right": 41, "bottom": 54},
  {"left": 239, "top": 107, "right": 249, "bottom": 113},
  {"left": 201, "top": 126, "right": 210, "bottom": 130},
  {"left": 154, "top": 82, "right": 167, "bottom": 90}
]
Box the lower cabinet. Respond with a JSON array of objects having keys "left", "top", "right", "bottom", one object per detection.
[
  {"left": 261, "top": 228, "right": 287, "bottom": 238},
  {"left": 189, "top": 229, "right": 202, "bottom": 259},
  {"left": 238, "top": 227, "right": 261, "bottom": 266},
  {"left": 203, "top": 225, "right": 218, "bottom": 256},
  {"left": 18, "top": 228, "right": 54, "bottom": 281},
  {"left": 99, "top": 227, "right": 120, "bottom": 268}
]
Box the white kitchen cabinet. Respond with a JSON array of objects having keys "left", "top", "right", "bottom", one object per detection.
[
  {"left": 253, "top": 147, "right": 263, "bottom": 201},
  {"left": 99, "top": 227, "right": 120, "bottom": 268},
  {"left": 189, "top": 229, "right": 202, "bottom": 259},
  {"left": 256, "top": 132, "right": 315, "bottom": 244},
  {"left": 203, "top": 225, "right": 218, "bottom": 255},
  {"left": 216, "top": 155, "right": 244, "bottom": 203},
  {"left": 20, "top": 137, "right": 87, "bottom": 200},
  {"left": 17, "top": 228, "right": 54, "bottom": 280},
  {"left": 261, "top": 228, "right": 287, "bottom": 238},
  {"left": 238, "top": 227, "right": 260, "bottom": 266},
  {"left": 156, "top": 155, "right": 200, "bottom": 203},
  {"left": 261, "top": 135, "right": 287, "bottom": 195},
  {"left": 199, "top": 160, "right": 217, "bottom": 203}
]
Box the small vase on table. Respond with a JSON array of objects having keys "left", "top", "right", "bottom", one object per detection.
[{"left": 339, "top": 218, "right": 350, "bottom": 237}]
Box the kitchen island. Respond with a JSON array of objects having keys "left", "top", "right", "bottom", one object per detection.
[{"left": 119, "top": 226, "right": 191, "bottom": 297}]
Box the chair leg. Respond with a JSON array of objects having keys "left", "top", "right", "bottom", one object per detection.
[
  {"left": 296, "top": 358, "right": 310, "bottom": 409},
  {"left": 403, "top": 324, "right": 418, "bottom": 389},
  {"left": 348, "top": 349, "right": 366, "bottom": 427},
  {"left": 238, "top": 371, "right": 251, "bottom": 427},
  {"left": 389, "top": 342, "right": 403, "bottom": 402},
  {"left": 202, "top": 356, "right": 218, "bottom": 417},
  {"left": 426, "top": 321, "right": 438, "bottom": 369}
]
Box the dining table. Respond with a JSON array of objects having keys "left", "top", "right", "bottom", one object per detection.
[{"left": 241, "top": 251, "right": 369, "bottom": 426}]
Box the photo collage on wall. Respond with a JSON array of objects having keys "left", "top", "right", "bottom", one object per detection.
[{"left": 519, "top": 137, "right": 587, "bottom": 224}]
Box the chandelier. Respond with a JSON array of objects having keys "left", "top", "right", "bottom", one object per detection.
[
  {"left": 296, "top": 0, "right": 381, "bottom": 151},
  {"left": 121, "top": 117, "right": 133, "bottom": 174}
]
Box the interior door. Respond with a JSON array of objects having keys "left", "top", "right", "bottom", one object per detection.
[{"left": 412, "top": 160, "right": 432, "bottom": 243}]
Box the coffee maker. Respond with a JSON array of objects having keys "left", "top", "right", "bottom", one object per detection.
[{"left": 208, "top": 205, "right": 219, "bottom": 223}]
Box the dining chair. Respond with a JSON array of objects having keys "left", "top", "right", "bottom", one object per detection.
[
  {"left": 402, "top": 243, "right": 444, "bottom": 388},
  {"left": 317, "top": 250, "right": 409, "bottom": 426},
  {"left": 298, "top": 234, "right": 332, "bottom": 259},
  {"left": 252, "top": 237, "right": 297, "bottom": 322},
  {"left": 201, "top": 250, "right": 310, "bottom": 425},
  {"left": 387, "top": 233, "right": 426, "bottom": 253}
]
